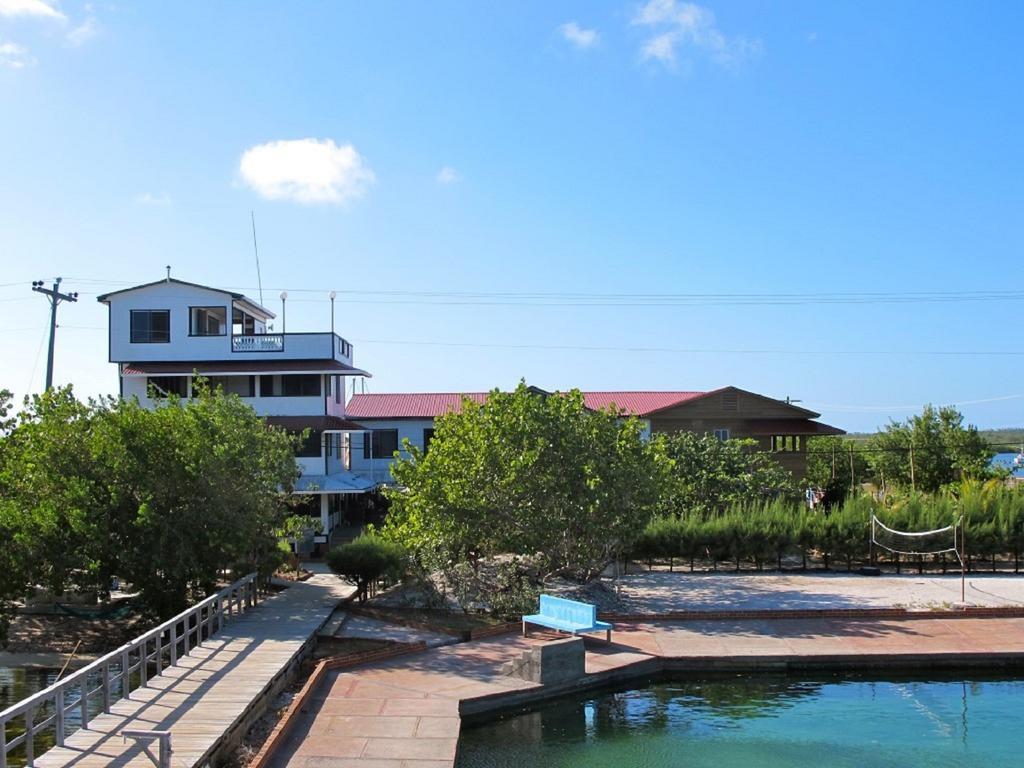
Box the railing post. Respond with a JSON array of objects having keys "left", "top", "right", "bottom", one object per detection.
[
  {"left": 101, "top": 662, "right": 111, "bottom": 713},
  {"left": 23, "top": 706, "right": 33, "bottom": 766},
  {"left": 122, "top": 651, "right": 133, "bottom": 696},
  {"left": 1, "top": 720, "right": 7, "bottom": 768},
  {"left": 137, "top": 642, "right": 146, "bottom": 689},
  {"left": 154, "top": 632, "right": 163, "bottom": 675},
  {"left": 54, "top": 688, "right": 65, "bottom": 747},
  {"left": 80, "top": 678, "right": 89, "bottom": 731},
  {"left": 169, "top": 624, "right": 178, "bottom": 666}
]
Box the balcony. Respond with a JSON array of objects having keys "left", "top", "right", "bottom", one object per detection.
[{"left": 229, "top": 332, "right": 353, "bottom": 363}]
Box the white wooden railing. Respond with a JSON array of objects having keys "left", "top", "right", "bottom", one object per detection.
[{"left": 0, "top": 573, "right": 260, "bottom": 767}]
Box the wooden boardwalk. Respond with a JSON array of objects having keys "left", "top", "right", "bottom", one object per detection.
[{"left": 35, "top": 573, "right": 350, "bottom": 768}]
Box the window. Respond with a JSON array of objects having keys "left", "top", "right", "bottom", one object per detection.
[
  {"left": 712, "top": 428, "right": 730, "bottom": 441},
  {"left": 423, "top": 428, "right": 435, "bottom": 454},
  {"left": 190, "top": 306, "right": 227, "bottom": 336},
  {"left": 148, "top": 376, "right": 188, "bottom": 398},
  {"left": 295, "top": 430, "right": 322, "bottom": 458},
  {"left": 363, "top": 429, "right": 398, "bottom": 459},
  {"left": 772, "top": 435, "right": 801, "bottom": 452},
  {"left": 130, "top": 310, "right": 170, "bottom": 343},
  {"left": 259, "top": 374, "right": 321, "bottom": 397},
  {"left": 207, "top": 376, "right": 255, "bottom": 397},
  {"left": 232, "top": 308, "right": 256, "bottom": 335},
  {"left": 334, "top": 375, "right": 342, "bottom": 404}
]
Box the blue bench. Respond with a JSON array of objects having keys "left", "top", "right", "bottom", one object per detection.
[{"left": 522, "top": 594, "right": 613, "bottom": 642}]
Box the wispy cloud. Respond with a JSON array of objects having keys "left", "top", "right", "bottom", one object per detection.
[
  {"left": 560, "top": 21, "right": 599, "bottom": 50},
  {"left": 0, "top": 0, "right": 65, "bottom": 20},
  {"left": 239, "top": 138, "right": 375, "bottom": 205},
  {"left": 632, "top": 0, "right": 760, "bottom": 70},
  {"left": 136, "top": 192, "right": 171, "bottom": 206},
  {"left": 436, "top": 166, "right": 460, "bottom": 185},
  {"left": 67, "top": 16, "right": 98, "bottom": 46},
  {"left": 0, "top": 40, "right": 34, "bottom": 68}
]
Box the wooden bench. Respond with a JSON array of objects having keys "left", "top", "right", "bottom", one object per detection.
[{"left": 522, "top": 594, "right": 612, "bottom": 642}]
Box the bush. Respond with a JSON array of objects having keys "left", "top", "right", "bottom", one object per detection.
[{"left": 326, "top": 534, "right": 407, "bottom": 603}]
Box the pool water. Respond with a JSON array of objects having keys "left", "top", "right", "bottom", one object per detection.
[{"left": 456, "top": 674, "right": 1022, "bottom": 768}]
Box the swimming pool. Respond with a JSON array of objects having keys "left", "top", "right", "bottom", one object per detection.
[{"left": 456, "top": 674, "right": 1022, "bottom": 767}]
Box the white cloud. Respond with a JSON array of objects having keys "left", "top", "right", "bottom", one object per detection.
[
  {"left": 239, "top": 138, "right": 375, "bottom": 205},
  {"left": 560, "top": 21, "right": 599, "bottom": 50},
  {"left": 0, "top": 41, "right": 34, "bottom": 68},
  {"left": 632, "top": 0, "right": 760, "bottom": 70},
  {"left": 436, "top": 166, "right": 460, "bottom": 185},
  {"left": 67, "top": 17, "right": 98, "bottom": 45},
  {"left": 0, "top": 0, "right": 65, "bottom": 20},
  {"left": 136, "top": 192, "right": 171, "bottom": 206}
]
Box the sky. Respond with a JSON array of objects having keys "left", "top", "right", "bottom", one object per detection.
[{"left": 1, "top": 1, "right": 1022, "bottom": 434}]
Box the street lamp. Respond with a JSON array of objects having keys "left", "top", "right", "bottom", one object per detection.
[
  {"left": 280, "top": 291, "right": 288, "bottom": 334},
  {"left": 329, "top": 291, "right": 336, "bottom": 335}
]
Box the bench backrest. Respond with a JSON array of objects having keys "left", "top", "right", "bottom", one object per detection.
[{"left": 538, "top": 594, "right": 597, "bottom": 626}]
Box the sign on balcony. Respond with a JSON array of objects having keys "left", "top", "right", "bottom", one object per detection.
[{"left": 232, "top": 334, "right": 284, "bottom": 353}]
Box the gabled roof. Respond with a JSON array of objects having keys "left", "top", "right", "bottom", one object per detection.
[
  {"left": 96, "top": 277, "right": 275, "bottom": 319},
  {"left": 346, "top": 387, "right": 829, "bottom": 421}
]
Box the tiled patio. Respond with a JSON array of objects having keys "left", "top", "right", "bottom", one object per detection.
[{"left": 268, "top": 615, "right": 1024, "bottom": 768}]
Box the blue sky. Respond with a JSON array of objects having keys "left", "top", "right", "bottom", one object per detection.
[{"left": 1, "top": 1, "right": 1022, "bottom": 433}]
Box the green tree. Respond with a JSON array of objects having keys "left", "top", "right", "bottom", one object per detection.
[
  {"left": 806, "top": 436, "right": 869, "bottom": 502},
  {"left": 657, "top": 432, "right": 797, "bottom": 516},
  {"left": 326, "top": 532, "right": 406, "bottom": 603},
  {"left": 868, "top": 405, "right": 993, "bottom": 493},
  {"left": 383, "top": 383, "right": 668, "bottom": 581}
]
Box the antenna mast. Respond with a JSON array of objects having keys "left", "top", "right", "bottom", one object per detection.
[{"left": 251, "top": 210, "right": 264, "bottom": 307}]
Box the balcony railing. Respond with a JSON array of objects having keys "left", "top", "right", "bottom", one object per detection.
[{"left": 232, "top": 334, "right": 284, "bottom": 353}]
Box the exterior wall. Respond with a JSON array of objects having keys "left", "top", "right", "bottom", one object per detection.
[
  {"left": 121, "top": 375, "right": 326, "bottom": 417},
  {"left": 348, "top": 418, "right": 433, "bottom": 479}
]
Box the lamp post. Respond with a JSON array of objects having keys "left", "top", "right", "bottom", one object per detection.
[
  {"left": 280, "top": 291, "right": 288, "bottom": 334},
  {"left": 329, "top": 291, "right": 336, "bottom": 335}
]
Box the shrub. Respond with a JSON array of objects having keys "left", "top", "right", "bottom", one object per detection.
[{"left": 326, "top": 534, "right": 407, "bottom": 603}]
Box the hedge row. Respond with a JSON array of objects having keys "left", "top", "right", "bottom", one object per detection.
[{"left": 630, "top": 484, "right": 1024, "bottom": 573}]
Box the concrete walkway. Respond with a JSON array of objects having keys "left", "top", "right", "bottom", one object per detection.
[
  {"left": 35, "top": 573, "right": 352, "bottom": 768},
  {"left": 615, "top": 572, "right": 1024, "bottom": 612},
  {"left": 269, "top": 614, "right": 1024, "bottom": 768}
]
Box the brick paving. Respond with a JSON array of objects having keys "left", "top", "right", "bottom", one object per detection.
[{"left": 268, "top": 615, "right": 1024, "bottom": 767}]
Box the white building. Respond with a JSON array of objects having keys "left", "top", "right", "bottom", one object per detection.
[{"left": 98, "top": 275, "right": 383, "bottom": 546}]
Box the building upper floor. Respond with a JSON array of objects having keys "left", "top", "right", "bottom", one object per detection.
[{"left": 97, "top": 277, "right": 357, "bottom": 367}]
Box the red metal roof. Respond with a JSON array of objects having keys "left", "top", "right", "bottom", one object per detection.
[
  {"left": 121, "top": 360, "right": 370, "bottom": 376},
  {"left": 346, "top": 391, "right": 709, "bottom": 419},
  {"left": 582, "top": 391, "right": 706, "bottom": 416},
  {"left": 345, "top": 393, "right": 490, "bottom": 419}
]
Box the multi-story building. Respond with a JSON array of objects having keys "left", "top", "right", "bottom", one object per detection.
[
  {"left": 98, "top": 275, "right": 380, "bottom": 545},
  {"left": 345, "top": 386, "right": 845, "bottom": 479}
]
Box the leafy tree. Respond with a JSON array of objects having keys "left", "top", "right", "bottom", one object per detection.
[
  {"left": 0, "top": 382, "right": 301, "bottom": 635},
  {"left": 657, "top": 432, "right": 797, "bottom": 516},
  {"left": 383, "top": 383, "right": 668, "bottom": 581},
  {"left": 277, "top": 514, "right": 324, "bottom": 576},
  {"left": 326, "top": 532, "right": 406, "bottom": 603},
  {"left": 868, "top": 405, "right": 993, "bottom": 493},
  {"left": 806, "top": 436, "right": 870, "bottom": 504}
]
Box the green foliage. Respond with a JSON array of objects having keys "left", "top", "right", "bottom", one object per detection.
[
  {"left": 383, "top": 382, "right": 668, "bottom": 581},
  {"left": 277, "top": 514, "right": 324, "bottom": 575},
  {"left": 0, "top": 382, "right": 300, "bottom": 640},
  {"left": 326, "top": 533, "right": 407, "bottom": 603},
  {"left": 657, "top": 432, "right": 798, "bottom": 515},
  {"left": 868, "top": 405, "right": 993, "bottom": 493},
  {"left": 806, "top": 436, "right": 870, "bottom": 503}
]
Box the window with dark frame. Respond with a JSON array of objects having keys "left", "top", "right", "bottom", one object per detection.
[
  {"left": 190, "top": 306, "right": 227, "bottom": 336},
  {"left": 147, "top": 375, "right": 188, "bottom": 398},
  {"left": 295, "top": 430, "right": 322, "bottom": 458},
  {"left": 259, "top": 374, "right": 321, "bottom": 397},
  {"left": 363, "top": 429, "right": 398, "bottom": 459},
  {"left": 207, "top": 375, "right": 255, "bottom": 397},
  {"left": 130, "top": 309, "right": 170, "bottom": 343}
]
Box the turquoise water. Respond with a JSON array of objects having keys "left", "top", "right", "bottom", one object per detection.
[{"left": 456, "top": 675, "right": 1022, "bottom": 767}]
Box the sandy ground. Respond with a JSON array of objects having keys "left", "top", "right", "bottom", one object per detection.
[{"left": 613, "top": 571, "right": 1024, "bottom": 612}]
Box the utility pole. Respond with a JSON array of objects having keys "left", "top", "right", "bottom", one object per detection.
[{"left": 31, "top": 278, "right": 78, "bottom": 390}]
